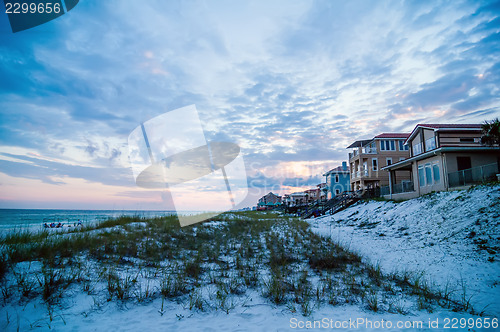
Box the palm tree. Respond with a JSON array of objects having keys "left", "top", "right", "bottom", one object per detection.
[{"left": 480, "top": 118, "right": 500, "bottom": 146}]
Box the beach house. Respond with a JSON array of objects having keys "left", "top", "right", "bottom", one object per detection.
[
  {"left": 323, "top": 162, "right": 350, "bottom": 199},
  {"left": 257, "top": 192, "right": 282, "bottom": 210},
  {"left": 347, "top": 133, "right": 411, "bottom": 192},
  {"left": 382, "top": 124, "right": 500, "bottom": 200}
]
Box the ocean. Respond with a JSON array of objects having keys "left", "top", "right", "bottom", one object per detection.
[{"left": 0, "top": 209, "right": 178, "bottom": 231}]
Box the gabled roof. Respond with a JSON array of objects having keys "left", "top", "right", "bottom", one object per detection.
[
  {"left": 405, "top": 124, "right": 482, "bottom": 144},
  {"left": 263, "top": 192, "right": 281, "bottom": 198},
  {"left": 374, "top": 133, "right": 410, "bottom": 139}
]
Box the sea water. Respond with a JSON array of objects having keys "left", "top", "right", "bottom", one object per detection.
[{"left": 0, "top": 209, "right": 178, "bottom": 231}]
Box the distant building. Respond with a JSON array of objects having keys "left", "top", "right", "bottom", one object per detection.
[
  {"left": 317, "top": 183, "right": 327, "bottom": 201},
  {"left": 323, "top": 162, "right": 350, "bottom": 199},
  {"left": 383, "top": 124, "right": 500, "bottom": 199},
  {"left": 304, "top": 188, "right": 320, "bottom": 203},
  {"left": 288, "top": 192, "right": 308, "bottom": 207},
  {"left": 347, "top": 133, "right": 411, "bottom": 191},
  {"left": 257, "top": 192, "right": 282, "bottom": 210}
]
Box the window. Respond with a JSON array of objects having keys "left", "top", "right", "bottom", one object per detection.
[
  {"left": 418, "top": 166, "right": 425, "bottom": 187},
  {"left": 398, "top": 140, "right": 409, "bottom": 151},
  {"left": 335, "top": 174, "right": 339, "bottom": 183},
  {"left": 425, "top": 163, "right": 433, "bottom": 185},
  {"left": 380, "top": 140, "right": 396, "bottom": 151},
  {"left": 419, "top": 162, "right": 441, "bottom": 187},
  {"left": 335, "top": 189, "right": 340, "bottom": 195},
  {"left": 386, "top": 158, "right": 392, "bottom": 166},
  {"left": 399, "top": 157, "right": 405, "bottom": 161},
  {"left": 432, "top": 163, "right": 440, "bottom": 183},
  {"left": 372, "top": 158, "right": 378, "bottom": 171},
  {"left": 413, "top": 142, "right": 423, "bottom": 155},
  {"left": 425, "top": 137, "right": 436, "bottom": 152}
]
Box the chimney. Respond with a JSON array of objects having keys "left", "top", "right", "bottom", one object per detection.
[{"left": 342, "top": 161, "right": 347, "bottom": 170}]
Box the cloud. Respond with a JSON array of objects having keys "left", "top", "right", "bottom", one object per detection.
[
  {"left": 0, "top": 153, "right": 134, "bottom": 187},
  {"left": 1, "top": 0, "right": 499, "bottom": 208}
]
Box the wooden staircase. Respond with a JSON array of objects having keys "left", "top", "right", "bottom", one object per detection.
[{"left": 299, "top": 191, "right": 362, "bottom": 218}]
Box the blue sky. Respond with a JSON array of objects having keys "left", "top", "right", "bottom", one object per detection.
[{"left": 0, "top": 0, "right": 499, "bottom": 210}]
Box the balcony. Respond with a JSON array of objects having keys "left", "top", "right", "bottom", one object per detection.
[
  {"left": 353, "top": 168, "right": 370, "bottom": 179},
  {"left": 349, "top": 146, "right": 377, "bottom": 161},
  {"left": 380, "top": 181, "right": 415, "bottom": 196},
  {"left": 349, "top": 149, "right": 360, "bottom": 160},
  {"left": 362, "top": 147, "right": 377, "bottom": 154}
]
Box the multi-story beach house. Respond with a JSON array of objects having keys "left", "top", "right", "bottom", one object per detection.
[
  {"left": 347, "top": 133, "right": 411, "bottom": 191},
  {"left": 382, "top": 124, "right": 500, "bottom": 199},
  {"left": 323, "top": 162, "right": 350, "bottom": 199}
]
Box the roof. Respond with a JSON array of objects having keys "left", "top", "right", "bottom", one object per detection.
[
  {"left": 406, "top": 123, "right": 482, "bottom": 144},
  {"left": 416, "top": 124, "right": 481, "bottom": 129},
  {"left": 346, "top": 139, "right": 372, "bottom": 149},
  {"left": 290, "top": 192, "right": 307, "bottom": 196},
  {"left": 347, "top": 134, "right": 410, "bottom": 149},
  {"left": 374, "top": 133, "right": 410, "bottom": 139},
  {"left": 263, "top": 192, "right": 281, "bottom": 198},
  {"left": 323, "top": 165, "right": 350, "bottom": 176}
]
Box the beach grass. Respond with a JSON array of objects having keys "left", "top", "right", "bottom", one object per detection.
[{"left": 0, "top": 210, "right": 472, "bottom": 316}]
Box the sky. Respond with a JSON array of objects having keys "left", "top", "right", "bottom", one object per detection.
[{"left": 0, "top": 0, "right": 499, "bottom": 210}]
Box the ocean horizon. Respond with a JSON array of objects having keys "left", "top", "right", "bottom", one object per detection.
[{"left": 0, "top": 209, "right": 184, "bottom": 230}]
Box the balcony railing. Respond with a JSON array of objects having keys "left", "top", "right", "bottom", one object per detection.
[
  {"left": 362, "top": 147, "right": 377, "bottom": 154},
  {"left": 448, "top": 163, "right": 498, "bottom": 188},
  {"left": 353, "top": 169, "right": 370, "bottom": 178},
  {"left": 380, "top": 181, "right": 414, "bottom": 196}
]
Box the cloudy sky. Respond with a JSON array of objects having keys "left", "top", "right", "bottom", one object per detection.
[{"left": 0, "top": 0, "right": 499, "bottom": 210}]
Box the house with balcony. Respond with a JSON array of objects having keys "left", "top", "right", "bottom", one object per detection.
[
  {"left": 347, "top": 133, "right": 411, "bottom": 191},
  {"left": 382, "top": 124, "right": 500, "bottom": 200},
  {"left": 323, "top": 161, "right": 350, "bottom": 199}
]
